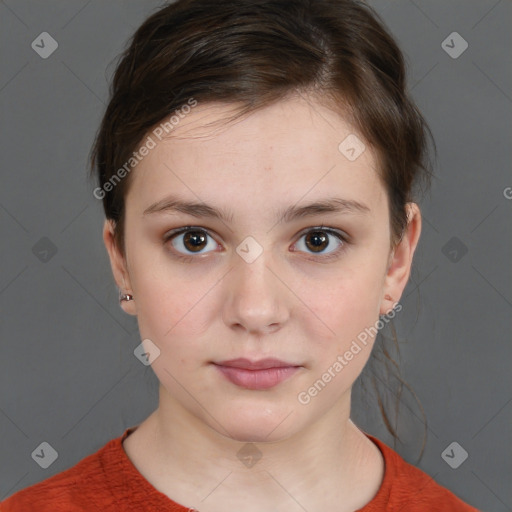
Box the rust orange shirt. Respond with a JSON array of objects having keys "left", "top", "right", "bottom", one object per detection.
[{"left": 1, "top": 426, "right": 480, "bottom": 511}]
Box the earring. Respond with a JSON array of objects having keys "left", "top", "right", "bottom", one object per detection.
[{"left": 119, "top": 292, "right": 134, "bottom": 303}]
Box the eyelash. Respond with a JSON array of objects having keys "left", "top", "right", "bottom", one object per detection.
[{"left": 162, "top": 225, "right": 349, "bottom": 263}]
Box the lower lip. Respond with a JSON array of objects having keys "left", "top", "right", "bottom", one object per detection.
[{"left": 214, "top": 365, "right": 301, "bottom": 390}]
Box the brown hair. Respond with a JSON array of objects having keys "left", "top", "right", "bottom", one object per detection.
[{"left": 89, "top": 0, "right": 435, "bottom": 459}]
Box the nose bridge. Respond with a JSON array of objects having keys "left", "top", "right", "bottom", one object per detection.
[{"left": 224, "top": 237, "right": 288, "bottom": 333}]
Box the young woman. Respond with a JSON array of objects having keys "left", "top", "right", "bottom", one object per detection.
[{"left": 1, "top": 0, "right": 480, "bottom": 510}]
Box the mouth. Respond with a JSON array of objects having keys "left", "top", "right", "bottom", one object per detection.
[{"left": 211, "top": 358, "right": 303, "bottom": 390}]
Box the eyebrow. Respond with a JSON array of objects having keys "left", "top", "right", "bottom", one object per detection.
[{"left": 143, "top": 195, "right": 371, "bottom": 224}]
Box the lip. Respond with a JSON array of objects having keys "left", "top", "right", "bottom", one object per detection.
[
  {"left": 212, "top": 358, "right": 302, "bottom": 390},
  {"left": 215, "top": 358, "right": 299, "bottom": 370}
]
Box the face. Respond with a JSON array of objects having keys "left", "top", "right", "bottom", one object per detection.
[{"left": 104, "top": 95, "right": 421, "bottom": 443}]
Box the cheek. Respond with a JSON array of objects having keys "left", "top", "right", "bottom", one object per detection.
[
  {"left": 135, "top": 280, "right": 211, "bottom": 349},
  {"left": 308, "top": 260, "right": 384, "bottom": 335},
  {"left": 129, "top": 253, "right": 221, "bottom": 366},
  {"left": 298, "top": 294, "right": 380, "bottom": 407},
  {"left": 314, "top": 296, "right": 378, "bottom": 376},
  {"left": 303, "top": 259, "right": 386, "bottom": 378}
]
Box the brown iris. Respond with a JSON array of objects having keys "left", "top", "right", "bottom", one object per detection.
[
  {"left": 183, "top": 230, "right": 208, "bottom": 252},
  {"left": 304, "top": 231, "right": 329, "bottom": 253}
]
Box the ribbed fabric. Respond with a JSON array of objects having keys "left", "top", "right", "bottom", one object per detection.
[{"left": 1, "top": 426, "right": 480, "bottom": 511}]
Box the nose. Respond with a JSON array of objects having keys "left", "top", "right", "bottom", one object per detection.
[{"left": 223, "top": 248, "right": 290, "bottom": 336}]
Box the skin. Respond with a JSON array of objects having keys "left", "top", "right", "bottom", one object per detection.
[{"left": 103, "top": 94, "right": 421, "bottom": 512}]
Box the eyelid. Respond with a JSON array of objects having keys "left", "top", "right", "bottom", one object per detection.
[
  {"left": 296, "top": 224, "right": 349, "bottom": 241},
  {"left": 163, "top": 225, "right": 220, "bottom": 251},
  {"left": 164, "top": 224, "right": 349, "bottom": 241},
  {"left": 163, "top": 225, "right": 216, "bottom": 240}
]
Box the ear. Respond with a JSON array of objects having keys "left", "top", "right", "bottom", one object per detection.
[
  {"left": 380, "top": 203, "right": 422, "bottom": 316},
  {"left": 102, "top": 219, "right": 137, "bottom": 316}
]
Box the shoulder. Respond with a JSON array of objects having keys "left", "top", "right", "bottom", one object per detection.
[
  {"left": 0, "top": 436, "right": 120, "bottom": 512},
  {"left": 366, "top": 435, "right": 480, "bottom": 511}
]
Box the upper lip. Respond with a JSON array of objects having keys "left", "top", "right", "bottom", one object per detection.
[{"left": 214, "top": 358, "right": 300, "bottom": 370}]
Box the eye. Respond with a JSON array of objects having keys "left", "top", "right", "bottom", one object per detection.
[
  {"left": 293, "top": 226, "right": 347, "bottom": 259},
  {"left": 164, "top": 226, "right": 219, "bottom": 259},
  {"left": 163, "top": 225, "right": 348, "bottom": 263}
]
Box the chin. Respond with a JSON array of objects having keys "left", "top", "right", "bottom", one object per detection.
[
  {"left": 207, "top": 405, "right": 300, "bottom": 444},
  {"left": 221, "top": 425, "right": 287, "bottom": 444}
]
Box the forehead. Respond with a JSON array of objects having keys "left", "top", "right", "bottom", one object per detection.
[{"left": 126, "top": 96, "right": 385, "bottom": 220}]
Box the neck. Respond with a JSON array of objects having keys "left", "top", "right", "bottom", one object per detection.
[{"left": 129, "top": 384, "right": 383, "bottom": 511}]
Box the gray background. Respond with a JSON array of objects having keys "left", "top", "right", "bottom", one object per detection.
[{"left": 0, "top": 1, "right": 511, "bottom": 510}]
